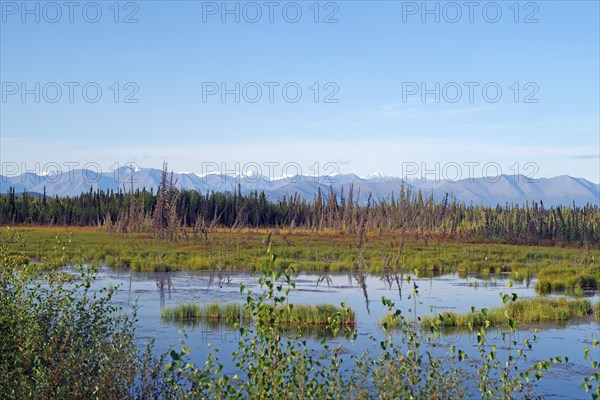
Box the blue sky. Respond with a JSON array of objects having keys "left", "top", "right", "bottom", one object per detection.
[{"left": 1, "top": 0, "right": 599, "bottom": 182}]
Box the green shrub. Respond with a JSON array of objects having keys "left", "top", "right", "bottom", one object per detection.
[{"left": 0, "top": 239, "right": 139, "bottom": 398}]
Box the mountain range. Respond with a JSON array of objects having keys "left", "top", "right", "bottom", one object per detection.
[{"left": 1, "top": 167, "right": 598, "bottom": 207}]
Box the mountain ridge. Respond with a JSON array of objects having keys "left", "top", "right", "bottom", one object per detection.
[{"left": 1, "top": 168, "right": 598, "bottom": 207}]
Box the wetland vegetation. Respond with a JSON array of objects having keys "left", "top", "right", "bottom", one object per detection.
[
  {"left": 1, "top": 233, "right": 599, "bottom": 399},
  {"left": 415, "top": 297, "right": 596, "bottom": 330},
  {"left": 2, "top": 225, "right": 598, "bottom": 297},
  {"left": 161, "top": 302, "right": 355, "bottom": 328}
]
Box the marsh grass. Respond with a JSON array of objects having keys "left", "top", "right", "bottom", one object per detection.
[
  {"left": 4, "top": 227, "right": 598, "bottom": 278},
  {"left": 508, "top": 297, "right": 592, "bottom": 322},
  {"left": 414, "top": 297, "right": 594, "bottom": 330},
  {"left": 161, "top": 302, "right": 251, "bottom": 322},
  {"left": 280, "top": 303, "right": 356, "bottom": 326},
  {"left": 161, "top": 302, "right": 355, "bottom": 327},
  {"left": 535, "top": 263, "right": 598, "bottom": 294}
]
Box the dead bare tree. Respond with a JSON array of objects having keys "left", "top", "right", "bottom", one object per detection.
[
  {"left": 152, "top": 162, "right": 180, "bottom": 241},
  {"left": 126, "top": 178, "right": 140, "bottom": 233}
]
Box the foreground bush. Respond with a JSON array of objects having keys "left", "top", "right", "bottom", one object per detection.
[{"left": 0, "top": 236, "right": 140, "bottom": 398}]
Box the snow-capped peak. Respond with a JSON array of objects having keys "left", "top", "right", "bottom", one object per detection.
[{"left": 364, "top": 172, "right": 387, "bottom": 180}]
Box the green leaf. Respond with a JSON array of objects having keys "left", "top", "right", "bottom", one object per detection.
[{"left": 508, "top": 319, "right": 515, "bottom": 330}]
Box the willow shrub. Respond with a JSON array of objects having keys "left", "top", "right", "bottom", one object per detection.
[
  {"left": 0, "top": 234, "right": 189, "bottom": 399},
  {"left": 0, "top": 234, "right": 138, "bottom": 398}
]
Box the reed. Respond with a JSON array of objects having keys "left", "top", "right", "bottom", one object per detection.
[
  {"left": 161, "top": 302, "right": 251, "bottom": 322},
  {"left": 279, "top": 304, "right": 356, "bottom": 326},
  {"left": 415, "top": 297, "right": 593, "bottom": 330},
  {"left": 4, "top": 227, "right": 599, "bottom": 279},
  {"left": 161, "top": 302, "right": 355, "bottom": 327},
  {"left": 535, "top": 263, "right": 598, "bottom": 294}
]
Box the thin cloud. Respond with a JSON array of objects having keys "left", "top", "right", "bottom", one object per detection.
[
  {"left": 369, "top": 103, "right": 418, "bottom": 118},
  {"left": 438, "top": 105, "right": 497, "bottom": 115},
  {"left": 335, "top": 159, "right": 352, "bottom": 166},
  {"left": 571, "top": 154, "right": 600, "bottom": 159}
]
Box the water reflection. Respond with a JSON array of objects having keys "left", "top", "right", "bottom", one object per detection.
[
  {"left": 316, "top": 273, "right": 333, "bottom": 288},
  {"left": 353, "top": 271, "right": 370, "bottom": 314},
  {"left": 162, "top": 317, "right": 353, "bottom": 340},
  {"left": 156, "top": 275, "right": 173, "bottom": 307},
  {"left": 380, "top": 272, "right": 404, "bottom": 300},
  {"left": 207, "top": 256, "right": 231, "bottom": 289}
]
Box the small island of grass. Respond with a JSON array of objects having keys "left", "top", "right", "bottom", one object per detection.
[
  {"left": 161, "top": 302, "right": 356, "bottom": 328},
  {"left": 382, "top": 297, "right": 595, "bottom": 330}
]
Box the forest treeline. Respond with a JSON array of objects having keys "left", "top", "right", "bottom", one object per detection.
[{"left": 1, "top": 164, "right": 598, "bottom": 246}]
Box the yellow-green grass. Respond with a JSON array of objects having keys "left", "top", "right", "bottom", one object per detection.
[
  {"left": 278, "top": 304, "right": 356, "bottom": 326},
  {"left": 161, "top": 302, "right": 355, "bottom": 327},
  {"left": 2, "top": 226, "right": 598, "bottom": 281},
  {"left": 160, "top": 302, "right": 251, "bottom": 322},
  {"left": 535, "top": 263, "right": 598, "bottom": 295},
  {"left": 411, "top": 297, "right": 594, "bottom": 330}
]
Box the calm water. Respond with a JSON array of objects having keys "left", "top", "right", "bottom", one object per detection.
[{"left": 91, "top": 268, "right": 599, "bottom": 399}]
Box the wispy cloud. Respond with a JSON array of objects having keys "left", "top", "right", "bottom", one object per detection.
[
  {"left": 369, "top": 102, "right": 496, "bottom": 119},
  {"left": 368, "top": 103, "right": 418, "bottom": 118},
  {"left": 335, "top": 159, "right": 352, "bottom": 166},
  {"left": 438, "top": 105, "right": 497, "bottom": 115},
  {"left": 571, "top": 154, "right": 600, "bottom": 159}
]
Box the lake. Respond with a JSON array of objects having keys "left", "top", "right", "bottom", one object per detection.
[{"left": 90, "top": 267, "right": 599, "bottom": 399}]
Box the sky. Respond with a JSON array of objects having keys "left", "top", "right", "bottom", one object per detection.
[{"left": 1, "top": 0, "right": 599, "bottom": 183}]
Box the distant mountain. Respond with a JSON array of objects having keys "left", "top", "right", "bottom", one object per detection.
[
  {"left": 1, "top": 167, "right": 598, "bottom": 207},
  {"left": 434, "top": 175, "right": 600, "bottom": 207}
]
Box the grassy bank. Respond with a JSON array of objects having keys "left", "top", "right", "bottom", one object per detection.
[
  {"left": 1, "top": 226, "right": 598, "bottom": 294},
  {"left": 161, "top": 302, "right": 355, "bottom": 328},
  {"left": 413, "top": 297, "right": 595, "bottom": 330}
]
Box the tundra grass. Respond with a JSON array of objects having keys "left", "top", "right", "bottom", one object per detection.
[
  {"left": 411, "top": 297, "right": 594, "bottom": 330},
  {"left": 535, "top": 263, "right": 598, "bottom": 295},
  {"left": 2, "top": 226, "right": 598, "bottom": 294},
  {"left": 278, "top": 303, "right": 356, "bottom": 326},
  {"left": 161, "top": 302, "right": 355, "bottom": 327},
  {"left": 161, "top": 302, "right": 251, "bottom": 322}
]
